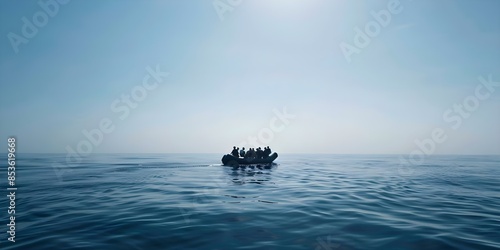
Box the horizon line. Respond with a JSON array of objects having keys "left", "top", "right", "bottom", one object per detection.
[{"left": 10, "top": 152, "right": 500, "bottom": 156}]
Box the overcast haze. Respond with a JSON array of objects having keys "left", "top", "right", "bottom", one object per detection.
[{"left": 0, "top": 0, "right": 499, "bottom": 155}]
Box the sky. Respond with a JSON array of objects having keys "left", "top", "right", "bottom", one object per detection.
[{"left": 0, "top": 0, "right": 499, "bottom": 155}]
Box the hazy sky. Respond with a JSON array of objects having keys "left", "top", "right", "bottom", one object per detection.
[{"left": 0, "top": 0, "right": 499, "bottom": 154}]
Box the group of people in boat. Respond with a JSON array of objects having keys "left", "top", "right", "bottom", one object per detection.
[{"left": 230, "top": 146, "right": 272, "bottom": 159}]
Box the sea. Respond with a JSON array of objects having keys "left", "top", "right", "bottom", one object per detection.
[{"left": 1, "top": 154, "right": 499, "bottom": 250}]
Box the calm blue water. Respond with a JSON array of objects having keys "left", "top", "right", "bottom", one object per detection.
[{"left": 1, "top": 154, "right": 499, "bottom": 250}]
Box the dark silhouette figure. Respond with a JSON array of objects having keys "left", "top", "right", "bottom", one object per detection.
[
  {"left": 264, "top": 146, "right": 271, "bottom": 158},
  {"left": 231, "top": 146, "right": 239, "bottom": 157},
  {"left": 246, "top": 148, "right": 255, "bottom": 159},
  {"left": 239, "top": 147, "right": 246, "bottom": 158},
  {"left": 256, "top": 147, "right": 263, "bottom": 159}
]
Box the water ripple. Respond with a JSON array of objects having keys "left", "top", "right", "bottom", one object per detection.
[{"left": 1, "top": 154, "right": 499, "bottom": 249}]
